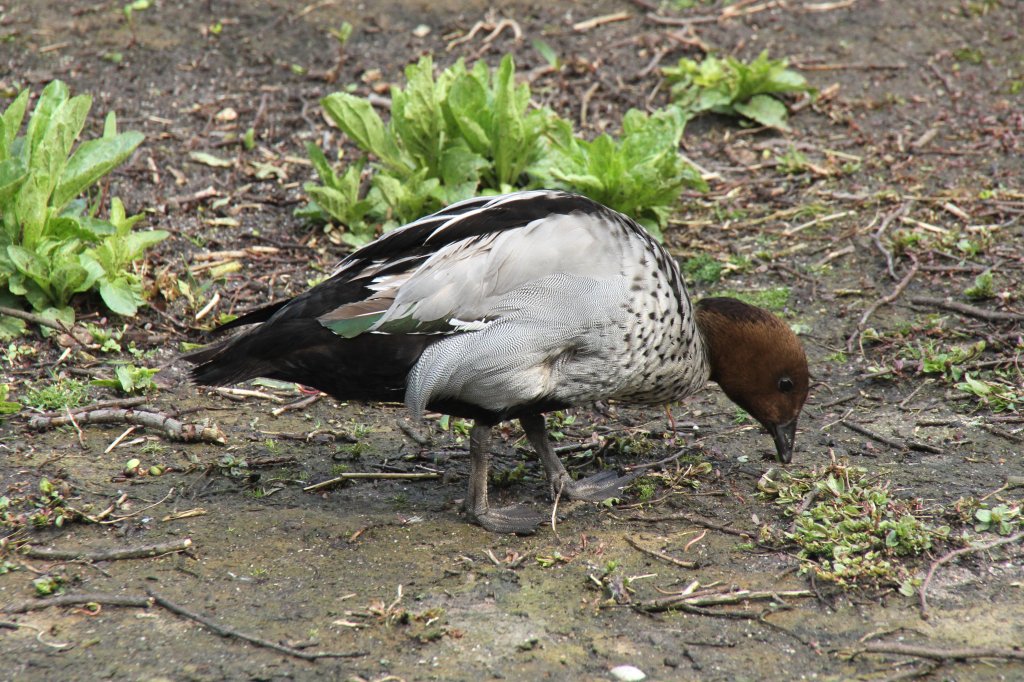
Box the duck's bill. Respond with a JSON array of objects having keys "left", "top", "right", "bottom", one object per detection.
[{"left": 768, "top": 420, "right": 797, "bottom": 464}]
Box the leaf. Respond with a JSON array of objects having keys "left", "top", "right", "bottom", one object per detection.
[
  {"left": 98, "top": 277, "right": 141, "bottom": 316},
  {"left": 24, "top": 80, "right": 69, "bottom": 155},
  {"left": 321, "top": 93, "right": 408, "bottom": 173},
  {"left": 53, "top": 131, "right": 144, "bottom": 210},
  {"left": 0, "top": 90, "right": 30, "bottom": 160},
  {"left": 0, "top": 156, "right": 28, "bottom": 204},
  {"left": 188, "top": 151, "right": 233, "bottom": 168},
  {"left": 734, "top": 95, "right": 790, "bottom": 129}
]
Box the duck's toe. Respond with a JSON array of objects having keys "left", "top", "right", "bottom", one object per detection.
[
  {"left": 470, "top": 504, "right": 546, "bottom": 535},
  {"left": 554, "top": 470, "right": 640, "bottom": 502}
]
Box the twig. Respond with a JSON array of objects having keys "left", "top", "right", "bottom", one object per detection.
[
  {"left": 627, "top": 512, "right": 753, "bottom": 538},
  {"left": 908, "top": 296, "right": 1024, "bottom": 323},
  {"left": 550, "top": 478, "right": 564, "bottom": 542},
  {"left": 22, "top": 538, "right": 192, "bottom": 562},
  {"left": 303, "top": 472, "right": 441, "bottom": 492},
  {"left": 0, "top": 620, "right": 71, "bottom": 649},
  {"left": 4, "top": 593, "right": 154, "bottom": 614},
  {"left": 856, "top": 641, "right": 1024, "bottom": 662},
  {"left": 919, "top": 530, "right": 1024, "bottom": 620},
  {"left": 639, "top": 588, "right": 812, "bottom": 614},
  {"left": 625, "top": 536, "right": 697, "bottom": 569},
  {"left": 146, "top": 590, "right": 365, "bottom": 660},
  {"left": 271, "top": 392, "right": 321, "bottom": 416},
  {"left": 213, "top": 387, "right": 286, "bottom": 403},
  {"left": 0, "top": 305, "right": 70, "bottom": 331},
  {"left": 838, "top": 420, "right": 941, "bottom": 454},
  {"left": 873, "top": 204, "right": 912, "bottom": 280},
  {"left": 847, "top": 254, "right": 919, "bottom": 351},
  {"left": 29, "top": 409, "right": 226, "bottom": 444},
  {"left": 579, "top": 82, "right": 599, "bottom": 128},
  {"left": 572, "top": 11, "right": 631, "bottom": 32},
  {"left": 396, "top": 419, "right": 432, "bottom": 446}
]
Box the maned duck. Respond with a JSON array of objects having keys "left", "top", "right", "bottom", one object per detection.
[{"left": 186, "top": 190, "right": 809, "bottom": 533}]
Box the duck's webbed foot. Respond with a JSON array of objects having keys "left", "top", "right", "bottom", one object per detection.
[
  {"left": 465, "top": 421, "right": 544, "bottom": 535},
  {"left": 520, "top": 414, "right": 639, "bottom": 503},
  {"left": 549, "top": 469, "right": 640, "bottom": 503},
  {"left": 468, "top": 504, "right": 546, "bottom": 534}
]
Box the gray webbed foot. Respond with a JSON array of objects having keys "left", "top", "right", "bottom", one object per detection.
[
  {"left": 552, "top": 469, "right": 640, "bottom": 502},
  {"left": 469, "top": 504, "right": 546, "bottom": 535}
]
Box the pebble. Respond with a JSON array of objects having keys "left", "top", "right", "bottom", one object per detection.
[{"left": 610, "top": 664, "right": 646, "bottom": 681}]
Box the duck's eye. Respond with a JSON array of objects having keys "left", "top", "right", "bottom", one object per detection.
[{"left": 778, "top": 377, "right": 795, "bottom": 393}]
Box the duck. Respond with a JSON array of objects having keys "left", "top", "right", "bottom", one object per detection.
[{"left": 185, "top": 190, "right": 809, "bottom": 533}]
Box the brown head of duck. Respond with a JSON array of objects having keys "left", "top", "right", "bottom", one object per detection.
[{"left": 695, "top": 297, "right": 809, "bottom": 463}]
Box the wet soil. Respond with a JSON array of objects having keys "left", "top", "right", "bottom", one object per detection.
[{"left": 1, "top": 1, "right": 1023, "bottom": 680}]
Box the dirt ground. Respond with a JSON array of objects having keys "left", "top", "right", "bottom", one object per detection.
[{"left": 2, "top": 0, "right": 1023, "bottom": 680}]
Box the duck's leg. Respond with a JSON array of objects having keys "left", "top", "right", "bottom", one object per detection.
[
  {"left": 465, "top": 421, "right": 545, "bottom": 534},
  {"left": 521, "top": 414, "right": 639, "bottom": 502}
]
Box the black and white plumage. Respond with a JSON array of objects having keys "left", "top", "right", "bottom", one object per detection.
[{"left": 187, "top": 190, "right": 809, "bottom": 533}]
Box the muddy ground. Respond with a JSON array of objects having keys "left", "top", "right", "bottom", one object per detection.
[{"left": 1, "top": 0, "right": 1023, "bottom": 680}]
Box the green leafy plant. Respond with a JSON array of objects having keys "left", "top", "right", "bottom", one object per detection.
[
  {"left": 533, "top": 107, "right": 707, "bottom": 241},
  {"left": 303, "top": 55, "right": 709, "bottom": 245},
  {"left": 963, "top": 270, "right": 994, "bottom": 300},
  {"left": 91, "top": 363, "right": 159, "bottom": 394},
  {"left": 0, "top": 383, "right": 21, "bottom": 415},
  {"left": 974, "top": 503, "right": 1021, "bottom": 535},
  {"left": 758, "top": 463, "right": 949, "bottom": 588},
  {"left": 956, "top": 373, "right": 1021, "bottom": 412},
  {"left": 24, "top": 376, "right": 88, "bottom": 410},
  {"left": 662, "top": 51, "right": 810, "bottom": 129},
  {"left": 0, "top": 80, "right": 167, "bottom": 336},
  {"left": 302, "top": 54, "right": 552, "bottom": 241}
]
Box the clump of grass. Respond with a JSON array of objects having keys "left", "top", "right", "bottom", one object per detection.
[
  {"left": 25, "top": 376, "right": 89, "bottom": 411},
  {"left": 758, "top": 462, "right": 949, "bottom": 592}
]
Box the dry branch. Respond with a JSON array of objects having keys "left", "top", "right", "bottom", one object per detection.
[
  {"left": 909, "top": 296, "right": 1024, "bottom": 323},
  {"left": 4, "top": 593, "right": 154, "bottom": 614},
  {"left": 857, "top": 641, "right": 1024, "bottom": 662},
  {"left": 22, "top": 538, "right": 192, "bottom": 562},
  {"left": 30, "top": 409, "right": 226, "bottom": 444},
  {"left": 639, "top": 588, "right": 813, "bottom": 614},
  {"left": 147, "top": 591, "right": 365, "bottom": 660},
  {"left": 919, "top": 530, "right": 1024, "bottom": 620},
  {"left": 303, "top": 471, "right": 441, "bottom": 492},
  {"left": 625, "top": 536, "right": 698, "bottom": 569}
]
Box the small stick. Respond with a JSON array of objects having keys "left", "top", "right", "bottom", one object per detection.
[
  {"left": 573, "top": 11, "right": 631, "bottom": 32},
  {"left": 839, "top": 420, "right": 941, "bottom": 454},
  {"left": 627, "top": 512, "right": 752, "bottom": 538},
  {"left": 919, "top": 530, "right": 1024, "bottom": 620},
  {"left": 579, "top": 82, "right": 599, "bottom": 128},
  {"left": 847, "top": 254, "right": 919, "bottom": 351},
  {"left": 908, "top": 296, "right": 1024, "bottom": 323},
  {"left": 22, "top": 538, "right": 192, "bottom": 562},
  {"left": 303, "top": 472, "right": 441, "bottom": 492},
  {"left": 625, "top": 536, "right": 697, "bottom": 569},
  {"left": 147, "top": 590, "right": 366, "bottom": 660},
  {"left": 29, "top": 409, "right": 226, "bottom": 444},
  {"left": 857, "top": 641, "right": 1024, "bottom": 662},
  {"left": 0, "top": 305, "right": 70, "bottom": 331},
  {"left": 213, "top": 387, "right": 286, "bottom": 403},
  {"left": 271, "top": 392, "right": 321, "bottom": 416},
  {"left": 396, "top": 419, "right": 432, "bottom": 446},
  {"left": 4, "top": 593, "right": 154, "bottom": 614},
  {"left": 640, "top": 589, "right": 812, "bottom": 614}
]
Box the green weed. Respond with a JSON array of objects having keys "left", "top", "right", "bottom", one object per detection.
[
  {"left": 91, "top": 363, "right": 159, "bottom": 394},
  {"left": 662, "top": 51, "right": 811, "bottom": 129},
  {"left": 302, "top": 54, "right": 706, "bottom": 244},
  {"left": 0, "top": 383, "right": 20, "bottom": 416},
  {"left": 758, "top": 464, "right": 949, "bottom": 589},
  {"left": 0, "top": 81, "right": 167, "bottom": 336},
  {"left": 25, "top": 376, "right": 88, "bottom": 410}
]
